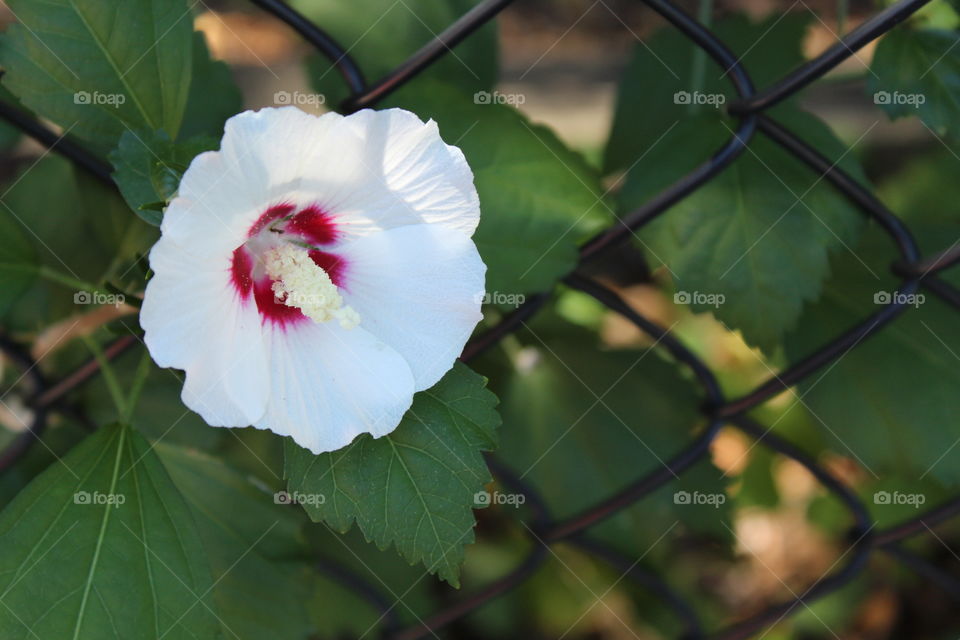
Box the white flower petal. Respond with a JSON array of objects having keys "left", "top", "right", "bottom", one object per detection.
[
  {"left": 213, "top": 106, "right": 343, "bottom": 207},
  {"left": 329, "top": 108, "right": 480, "bottom": 238},
  {"left": 164, "top": 107, "right": 345, "bottom": 256},
  {"left": 141, "top": 236, "right": 269, "bottom": 425},
  {"left": 255, "top": 322, "right": 415, "bottom": 454},
  {"left": 160, "top": 152, "right": 254, "bottom": 257},
  {"left": 162, "top": 107, "right": 478, "bottom": 256},
  {"left": 337, "top": 224, "right": 485, "bottom": 391}
]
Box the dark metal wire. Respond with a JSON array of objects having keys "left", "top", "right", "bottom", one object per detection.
[
  {"left": 0, "top": 0, "right": 958, "bottom": 636},
  {"left": 341, "top": 0, "right": 517, "bottom": 112},
  {"left": 728, "top": 0, "right": 934, "bottom": 114},
  {"left": 0, "top": 94, "right": 113, "bottom": 184},
  {"left": 249, "top": 0, "right": 367, "bottom": 95}
]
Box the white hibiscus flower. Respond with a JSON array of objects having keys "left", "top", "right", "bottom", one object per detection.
[{"left": 140, "top": 107, "right": 486, "bottom": 454}]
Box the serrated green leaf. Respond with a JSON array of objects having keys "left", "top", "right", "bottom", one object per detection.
[
  {"left": 0, "top": 423, "right": 220, "bottom": 639},
  {"left": 297, "top": 0, "right": 497, "bottom": 107},
  {"left": 392, "top": 81, "right": 609, "bottom": 295},
  {"left": 619, "top": 107, "right": 865, "bottom": 353},
  {"left": 284, "top": 362, "right": 500, "bottom": 586},
  {"left": 605, "top": 12, "right": 811, "bottom": 173},
  {"left": 784, "top": 219, "right": 960, "bottom": 486},
  {"left": 0, "top": 0, "right": 194, "bottom": 150},
  {"left": 110, "top": 129, "right": 216, "bottom": 225},
  {"left": 868, "top": 27, "right": 960, "bottom": 137}
]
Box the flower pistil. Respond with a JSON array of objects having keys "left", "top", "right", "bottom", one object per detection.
[{"left": 263, "top": 244, "right": 360, "bottom": 329}]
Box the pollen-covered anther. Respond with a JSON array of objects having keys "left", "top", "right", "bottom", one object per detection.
[{"left": 262, "top": 244, "right": 360, "bottom": 329}]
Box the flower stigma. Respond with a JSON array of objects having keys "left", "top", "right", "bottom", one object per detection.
[{"left": 262, "top": 244, "right": 360, "bottom": 329}]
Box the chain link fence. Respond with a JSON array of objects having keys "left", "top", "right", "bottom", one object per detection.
[{"left": 2, "top": 0, "right": 959, "bottom": 637}]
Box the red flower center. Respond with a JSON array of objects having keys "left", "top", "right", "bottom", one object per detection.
[{"left": 230, "top": 202, "right": 348, "bottom": 327}]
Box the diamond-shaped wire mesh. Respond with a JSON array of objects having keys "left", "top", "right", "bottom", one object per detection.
[{"left": 1, "top": 0, "right": 958, "bottom": 637}]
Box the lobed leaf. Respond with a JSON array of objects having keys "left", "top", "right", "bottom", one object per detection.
[
  {"left": 284, "top": 362, "right": 501, "bottom": 586},
  {"left": 0, "top": 423, "right": 220, "bottom": 639}
]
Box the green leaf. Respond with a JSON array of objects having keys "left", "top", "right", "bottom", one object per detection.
[
  {"left": 0, "top": 157, "right": 87, "bottom": 328},
  {"left": 494, "top": 321, "right": 730, "bottom": 551},
  {"left": 284, "top": 362, "right": 501, "bottom": 586},
  {"left": 0, "top": 198, "right": 37, "bottom": 315},
  {"left": 0, "top": 0, "right": 194, "bottom": 150},
  {"left": 307, "top": 569, "right": 383, "bottom": 638},
  {"left": 878, "top": 151, "right": 960, "bottom": 220},
  {"left": 84, "top": 347, "right": 223, "bottom": 450},
  {"left": 0, "top": 423, "right": 220, "bottom": 639},
  {"left": 393, "top": 81, "right": 609, "bottom": 295},
  {"left": 0, "top": 156, "right": 155, "bottom": 330},
  {"left": 868, "top": 27, "right": 960, "bottom": 137},
  {"left": 298, "top": 0, "right": 497, "bottom": 107},
  {"left": 0, "top": 421, "right": 89, "bottom": 511},
  {"left": 180, "top": 31, "right": 242, "bottom": 140},
  {"left": 301, "top": 526, "right": 440, "bottom": 632},
  {"left": 605, "top": 13, "right": 811, "bottom": 173},
  {"left": 618, "top": 107, "right": 865, "bottom": 353},
  {"left": 110, "top": 129, "right": 216, "bottom": 225},
  {"left": 784, "top": 218, "right": 960, "bottom": 485},
  {"left": 0, "top": 85, "right": 25, "bottom": 150},
  {"left": 157, "top": 443, "right": 314, "bottom": 639}
]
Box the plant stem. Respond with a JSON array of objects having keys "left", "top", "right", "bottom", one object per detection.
[
  {"left": 122, "top": 348, "right": 152, "bottom": 424},
  {"left": 37, "top": 266, "right": 102, "bottom": 294},
  {"left": 82, "top": 335, "right": 127, "bottom": 422}
]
